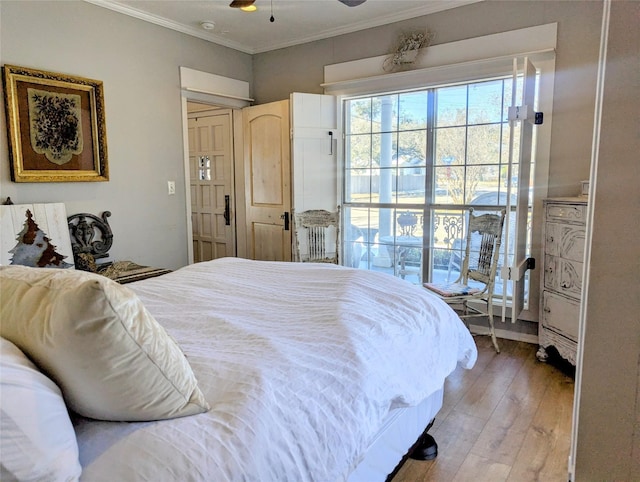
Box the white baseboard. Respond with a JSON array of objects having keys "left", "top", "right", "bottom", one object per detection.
[{"left": 468, "top": 324, "right": 539, "bottom": 345}]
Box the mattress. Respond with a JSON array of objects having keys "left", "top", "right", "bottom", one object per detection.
[{"left": 73, "top": 258, "right": 476, "bottom": 481}]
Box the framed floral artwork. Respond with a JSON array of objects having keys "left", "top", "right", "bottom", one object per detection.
[{"left": 2, "top": 65, "right": 109, "bottom": 182}]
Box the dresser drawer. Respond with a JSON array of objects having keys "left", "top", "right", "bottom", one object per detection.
[
  {"left": 545, "top": 202, "right": 586, "bottom": 225},
  {"left": 544, "top": 222, "right": 586, "bottom": 261},
  {"left": 541, "top": 291, "right": 580, "bottom": 341},
  {"left": 544, "top": 255, "right": 583, "bottom": 298}
]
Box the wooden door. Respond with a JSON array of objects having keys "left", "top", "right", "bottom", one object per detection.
[
  {"left": 238, "top": 100, "right": 292, "bottom": 261},
  {"left": 188, "top": 109, "right": 235, "bottom": 262}
]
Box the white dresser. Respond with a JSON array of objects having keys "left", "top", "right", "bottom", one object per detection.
[{"left": 537, "top": 197, "right": 588, "bottom": 366}]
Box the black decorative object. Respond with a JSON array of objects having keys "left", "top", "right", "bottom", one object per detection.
[
  {"left": 409, "top": 433, "right": 438, "bottom": 461},
  {"left": 67, "top": 211, "right": 113, "bottom": 261}
]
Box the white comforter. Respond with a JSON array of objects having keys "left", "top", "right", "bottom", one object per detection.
[{"left": 74, "top": 258, "right": 477, "bottom": 482}]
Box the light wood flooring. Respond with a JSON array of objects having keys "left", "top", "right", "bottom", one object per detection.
[{"left": 392, "top": 337, "right": 575, "bottom": 482}]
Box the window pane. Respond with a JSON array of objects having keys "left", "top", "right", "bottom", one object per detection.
[
  {"left": 371, "top": 95, "right": 398, "bottom": 133},
  {"left": 434, "top": 126, "right": 466, "bottom": 166},
  {"left": 394, "top": 211, "right": 423, "bottom": 283},
  {"left": 397, "top": 130, "right": 426, "bottom": 167},
  {"left": 467, "top": 124, "right": 501, "bottom": 165},
  {"left": 430, "top": 209, "right": 465, "bottom": 284},
  {"left": 395, "top": 209, "right": 424, "bottom": 238},
  {"left": 342, "top": 207, "right": 367, "bottom": 269},
  {"left": 346, "top": 168, "right": 371, "bottom": 203},
  {"left": 375, "top": 206, "right": 393, "bottom": 237},
  {"left": 435, "top": 165, "right": 465, "bottom": 204},
  {"left": 346, "top": 133, "right": 372, "bottom": 169},
  {"left": 347, "top": 98, "right": 372, "bottom": 134},
  {"left": 436, "top": 85, "right": 467, "bottom": 128},
  {"left": 433, "top": 181, "right": 452, "bottom": 203},
  {"left": 468, "top": 80, "right": 504, "bottom": 124},
  {"left": 371, "top": 133, "right": 385, "bottom": 168},
  {"left": 369, "top": 167, "right": 382, "bottom": 203},
  {"left": 398, "top": 91, "right": 428, "bottom": 130},
  {"left": 377, "top": 167, "right": 396, "bottom": 204},
  {"left": 397, "top": 168, "right": 425, "bottom": 204},
  {"left": 466, "top": 166, "right": 500, "bottom": 204},
  {"left": 462, "top": 166, "right": 486, "bottom": 204}
]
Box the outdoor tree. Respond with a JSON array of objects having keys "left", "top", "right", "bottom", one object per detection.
[{"left": 346, "top": 82, "right": 515, "bottom": 205}]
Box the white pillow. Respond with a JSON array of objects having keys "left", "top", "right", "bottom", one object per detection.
[
  {"left": 0, "top": 337, "right": 82, "bottom": 482},
  {"left": 0, "top": 265, "right": 210, "bottom": 422}
]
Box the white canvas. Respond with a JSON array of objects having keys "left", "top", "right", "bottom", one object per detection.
[{"left": 0, "top": 203, "right": 74, "bottom": 268}]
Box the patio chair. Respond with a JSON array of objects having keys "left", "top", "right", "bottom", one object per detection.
[
  {"left": 293, "top": 208, "right": 340, "bottom": 264},
  {"left": 424, "top": 208, "right": 507, "bottom": 353},
  {"left": 343, "top": 224, "right": 364, "bottom": 268},
  {"left": 396, "top": 211, "right": 422, "bottom": 281}
]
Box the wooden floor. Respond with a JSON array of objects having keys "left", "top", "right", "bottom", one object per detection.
[{"left": 392, "top": 337, "right": 575, "bottom": 482}]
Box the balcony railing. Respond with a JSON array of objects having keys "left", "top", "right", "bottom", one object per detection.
[{"left": 346, "top": 208, "right": 516, "bottom": 289}]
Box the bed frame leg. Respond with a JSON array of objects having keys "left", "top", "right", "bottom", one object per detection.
[
  {"left": 385, "top": 421, "right": 438, "bottom": 481},
  {"left": 409, "top": 432, "right": 438, "bottom": 461}
]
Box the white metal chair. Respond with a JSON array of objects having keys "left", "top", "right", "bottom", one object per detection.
[
  {"left": 424, "top": 208, "right": 507, "bottom": 353},
  {"left": 293, "top": 209, "right": 340, "bottom": 264},
  {"left": 396, "top": 211, "right": 422, "bottom": 281}
]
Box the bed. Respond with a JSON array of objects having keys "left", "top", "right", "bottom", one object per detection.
[{"left": 0, "top": 256, "right": 476, "bottom": 481}]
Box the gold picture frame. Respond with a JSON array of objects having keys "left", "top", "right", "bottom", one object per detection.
[{"left": 2, "top": 64, "right": 109, "bottom": 182}]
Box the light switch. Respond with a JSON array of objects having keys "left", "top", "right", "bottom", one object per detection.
[{"left": 168, "top": 181, "right": 176, "bottom": 195}]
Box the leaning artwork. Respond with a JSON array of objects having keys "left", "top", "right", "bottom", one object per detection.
[{"left": 0, "top": 203, "right": 75, "bottom": 268}]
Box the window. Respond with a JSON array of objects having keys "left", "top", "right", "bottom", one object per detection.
[
  {"left": 327, "top": 25, "right": 556, "bottom": 320},
  {"left": 342, "top": 76, "right": 532, "bottom": 302}
]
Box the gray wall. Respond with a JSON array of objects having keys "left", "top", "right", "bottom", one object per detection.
[
  {"left": 575, "top": 1, "right": 640, "bottom": 479},
  {"left": 0, "top": 1, "right": 252, "bottom": 270}
]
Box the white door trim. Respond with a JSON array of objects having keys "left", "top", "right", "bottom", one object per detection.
[{"left": 179, "top": 67, "right": 251, "bottom": 264}]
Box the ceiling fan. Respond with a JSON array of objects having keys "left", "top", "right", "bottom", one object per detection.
[{"left": 229, "top": 0, "right": 366, "bottom": 8}]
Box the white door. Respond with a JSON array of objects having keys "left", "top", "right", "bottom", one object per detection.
[
  {"left": 290, "top": 92, "right": 338, "bottom": 213},
  {"left": 188, "top": 108, "right": 236, "bottom": 262},
  {"left": 506, "top": 57, "right": 537, "bottom": 320}
]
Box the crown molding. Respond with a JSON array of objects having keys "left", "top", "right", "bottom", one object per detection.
[
  {"left": 249, "top": 0, "right": 484, "bottom": 54},
  {"left": 83, "top": 0, "right": 254, "bottom": 54},
  {"left": 83, "top": 0, "right": 483, "bottom": 55}
]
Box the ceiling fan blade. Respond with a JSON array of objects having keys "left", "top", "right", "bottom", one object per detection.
[
  {"left": 338, "top": 0, "right": 367, "bottom": 6},
  {"left": 229, "top": 0, "right": 255, "bottom": 8}
]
